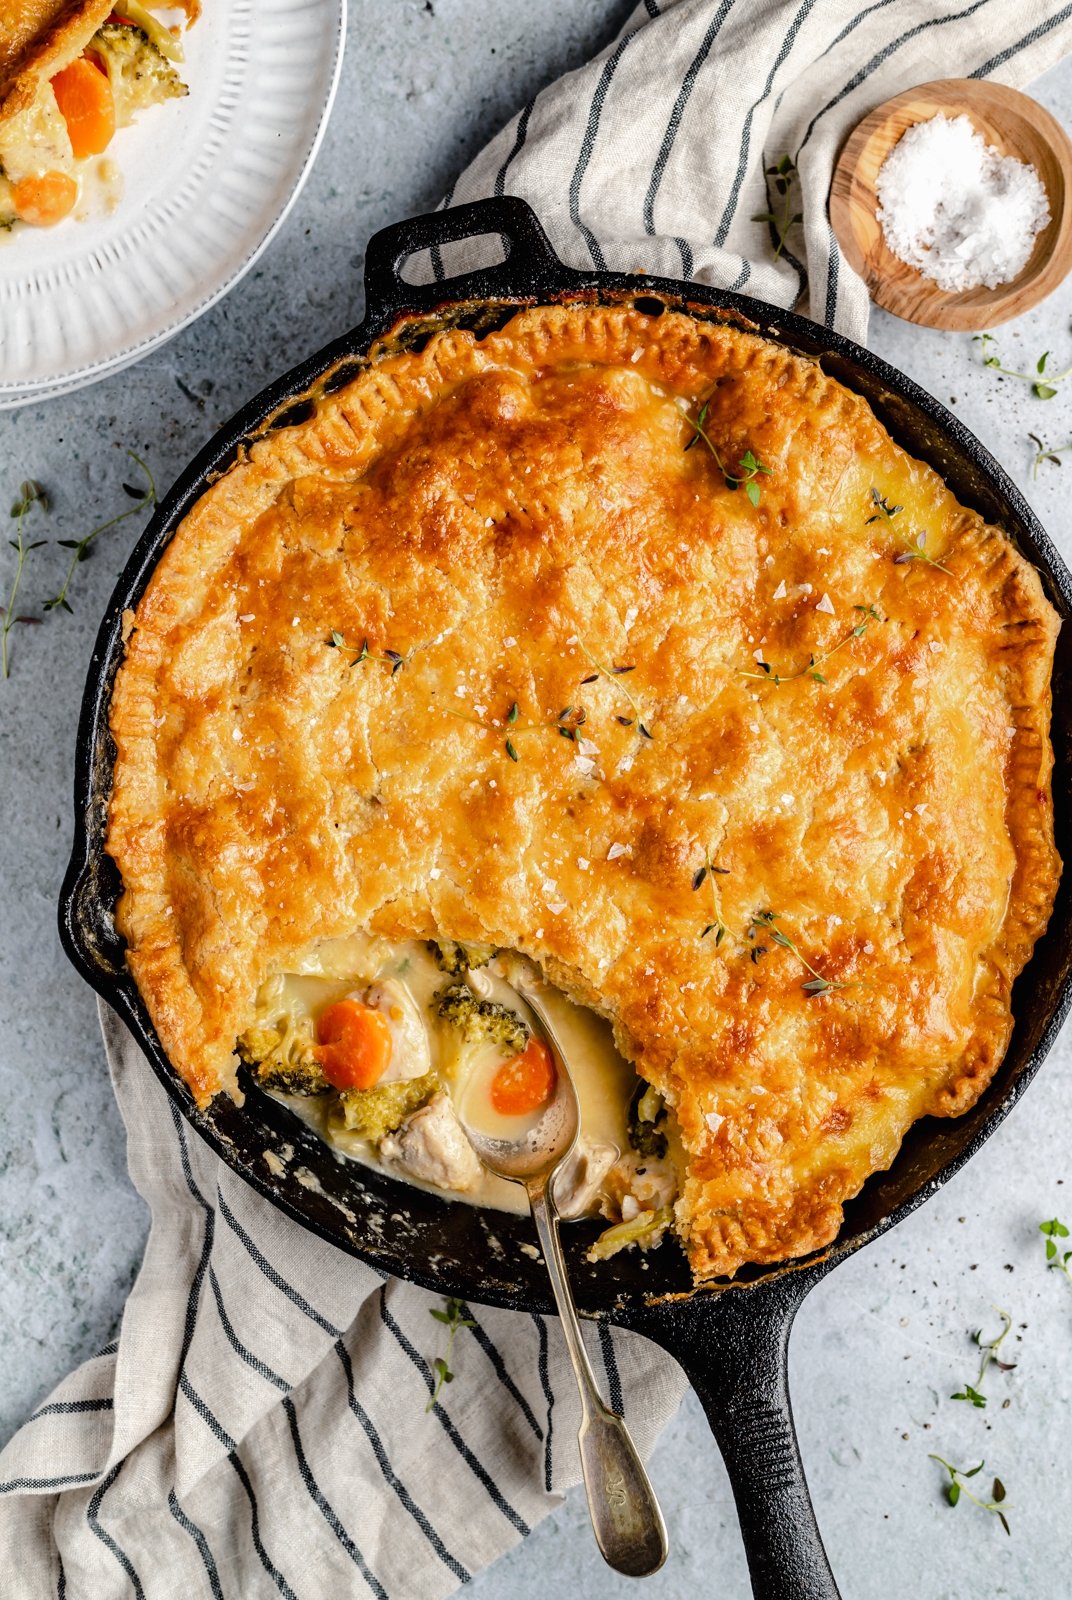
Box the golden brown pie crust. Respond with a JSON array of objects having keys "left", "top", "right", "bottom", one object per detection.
[
  {"left": 0, "top": 2, "right": 112, "bottom": 127},
  {"left": 105, "top": 303, "right": 1061, "bottom": 1280}
]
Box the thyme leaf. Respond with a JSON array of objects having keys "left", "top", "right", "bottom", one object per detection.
[
  {"left": 866, "top": 486, "right": 952, "bottom": 574},
  {"left": 739, "top": 602, "right": 881, "bottom": 686},
  {"left": 1040, "top": 1216, "right": 1072, "bottom": 1284},
  {"left": 426, "top": 1296, "right": 476, "bottom": 1412},
  {"left": 1028, "top": 433, "right": 1072, "bottom": 479},
  {"left": 684, "top": 403, "right": 772, "bottom": 507},
  {"left": 951, "top": 1308, "right": 1016, "bottom": 1408},
  {"left": 693, "top": 850, "right": 729, "bottom": 946},
  {"left": 43, "top": 451, "right": 156, "bottom": 617},
  {"left": 326, "top": 632, "right": 411, "bottom": 672},
  {"left": 973, "top": 333, "right": 1071, "bottom": 399},
  {"left": 2, "top": 480, "right": 48, "bottom": 680},
  {"left": 751, "top": 153, "right": 802, "bottom": 260},
  {"left": 577, "top": 639, "right": 653, "bottom": 739},
  {"left": 746, "top": 909, "right": 849, "bottom": 996},
  {"left": 929, "top": 1455, "right": 1011, "bottom": 1534}
]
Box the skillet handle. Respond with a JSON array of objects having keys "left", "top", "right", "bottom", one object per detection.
[
  {"left": 362, "top": 196, "right": 567, "bottom": 324},
  {"left": 629, "top": 1273, "right": 841, "bottom": 1600}
]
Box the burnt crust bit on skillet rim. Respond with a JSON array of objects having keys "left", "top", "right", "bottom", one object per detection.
[{"left": 101, "top": 284, "right": 1061, "bottom": 1286}]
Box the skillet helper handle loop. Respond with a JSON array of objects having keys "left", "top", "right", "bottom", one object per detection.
[
  {"left": 361, "top": 196, "right": 565, "bottom": 324},
  {"left": 527, "top": 1181, "right": 668, "bottom": 1579},
  {"left": 640, "top": 1280, "right": 841, "bottom": 1600}
]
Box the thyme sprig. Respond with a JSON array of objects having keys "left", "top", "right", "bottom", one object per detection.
[
  {"left": 448, "top": 700, "right": 586, "bottom": 762},
  {"left": 2, "top": 480, "right": 48, "bottom": 680},
  {"left": 44, "top": 451, "right": 156, "bottom": 616},
  {"left": 865, "top": 487, "right": 951, "bottom": 574},
  {"left": 692, "top": 852, "right": 730, "bottom": 945},
  {"left": 739, "top": 603, "right": 880, "bottom": 686},
  {"left": 1028, "top": 433, "right": 1072, "bottom": 478},
  {"left": 327, "top": 631, "right": 409, "bottom": 673},
  {"left": 974, "top": 333, "right": 1071, "bottom": 399},
  {"left": 426, "top": 1296, "right": 475, "bottom": 1412},
  {"left": 751, "top": 154, "right": 802, "bottom": 260},
  {"left": 578, "top": 640, "right": 653, "bottom": 739},
  {"left": 1040, "top": 1217, "right": 1072, "bottom": 1284},
  {"left": 951, "top": 1309, "right": 1016, "bottom": 1408},
  {"left": 684, "top": 397, "right": 771, "bottom": 507},
  {"left": 929, "top": 1456, "right": 1010, "bottom": 1534},
  {"left": 746, "top": 909, "right": 848, "bottom": 995}
]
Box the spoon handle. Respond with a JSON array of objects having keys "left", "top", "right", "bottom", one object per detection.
[{"left": 527, "top": 1180, "right": 668, "bottom": 1578}]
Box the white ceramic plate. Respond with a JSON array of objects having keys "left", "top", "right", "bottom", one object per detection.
[{"left": 0, "top": 0, "right": 345, "bottom": 408}]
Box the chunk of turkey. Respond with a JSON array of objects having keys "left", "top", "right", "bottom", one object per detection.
[{"left": 380, "top": 1092, "right": 482, "bottom": 1193}]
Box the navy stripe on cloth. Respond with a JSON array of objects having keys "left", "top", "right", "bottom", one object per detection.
[
  {"left": 598, "top": 1323, "right": 624, "bottom": 1417},
  {"left": 228, "top": 1453, "right": 299, "bottom": 1600},
  {"left": 712, "top": 0, "right": 815, "bottom": 248},
  {"left": 797, "top": 0, "right": 996, "bottom": 157},
  {"left": 0, "top": 1471, "right": 99, "bottom": 1495},
  {"left": 216, "top": 1189, "right": 343, "bottom": 1337},
  {"left": 283, "top": 1397, "right": 388, "bottom": 1599},
  {"left": 87, "top": 1463, "right": 145, "bottom": 1600},
  {"left": 207, "top": 1264, "right": 290, "bottom": 1393},
  {"left": 378, "top": 1289, "right": 530, "bottom": 1536},
  {"left": 727, "top": 259, "right": 751, "bottom": 293},
  {"left": 56, "top": 1553, "right": 65, "bottom": 1600},
  {"left": 569, "top": 31, "right": 637, "bottom": 268},
  {"left": 168, "top": 1489, "right": 225, "bottom": 1600},
  {"left": 336, "top": 1339, "right": 470, "bottom": 1584},
  {"left": 970, "top": 0, "right": 1072, "bottom": 75},
  {"left": 28, "top": 1398, "right": 114, "bottom": 1422},
  {"left": 533, "top": 1314, "right": 555, "bottom": 1493},
  {"left": 644, "top": 0, "right": 737, "bottom": 272},
  {"left": 824, "top": 223, "right": 839, "bottom": 328},
  {"left": 179, "top": 1372, "right": 236, "bottom": 1453},
  {"left": 495, "top": 97, "right": 534, "bottom": 195},
  {"left": 460, "top": 1302, "right": 543, "bottom": 1442}
]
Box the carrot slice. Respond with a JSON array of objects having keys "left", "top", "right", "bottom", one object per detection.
[
  {"left": 51, "top": 56, "right": 115, "bottom": 159},
  {"left": 10, "top": 171, "right": 79, "bottom": 227},
  {"left": 490, "top": 1037, "right": 556, "bottom": 1117},
  {"left": 315, "top": 998, "right": 393, "bottom": 1091}
]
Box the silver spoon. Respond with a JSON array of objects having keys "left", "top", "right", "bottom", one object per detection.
[{"left": 457, "top": 977, "right": 669, "bottom": 1579}]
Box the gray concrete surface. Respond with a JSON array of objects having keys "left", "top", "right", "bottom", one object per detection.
[{"left": 2, "top": 4, "right": 1071, "bottom": 1595}]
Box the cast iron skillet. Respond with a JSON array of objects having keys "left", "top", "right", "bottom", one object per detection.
[{"left": 59, "top": 197, "right": 1072, "bottom": 1600}]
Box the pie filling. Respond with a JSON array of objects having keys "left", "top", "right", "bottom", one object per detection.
[
  {"left": 239, "top": 933, "right": 678, "bottom": 1256},
  {"left": 0, "top": 5, "right": 192, "bottom": 231}
]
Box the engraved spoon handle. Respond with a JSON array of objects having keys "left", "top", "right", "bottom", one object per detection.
[{"left": 527, "top": 1177, "right": 668, "bottom": 1578}]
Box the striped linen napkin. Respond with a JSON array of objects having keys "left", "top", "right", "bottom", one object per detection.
[{"left": 5, "top": 2, "right": 1072, "bottom": 1596}]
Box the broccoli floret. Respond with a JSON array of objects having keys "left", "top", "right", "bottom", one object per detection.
[
  {"left": 330, "top": 1073, "right": 439, "bottom": 1142},
  {"left": 87, "top": 24, "right": 188, "bottom": 126},
  {"left": 434, "top": 982, "right": 529, "bottom": 1053},
  {"left": 628, "top": 1081, "right": 668, "bottom": 1160},
  {"left": 237, "top": 1022, "right": 329, "bottom": 1096},
  {"left": 428, "top": 939, "right": 496, "bottom": 976}
]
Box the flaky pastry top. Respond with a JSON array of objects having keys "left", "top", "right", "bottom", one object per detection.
[{"left": 106, "top": 303, "right": 1061, "bottom": 1279}]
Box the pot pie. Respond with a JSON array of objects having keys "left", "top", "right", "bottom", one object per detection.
[
  {"left": 0, "top": 1, "right": 197, "bottom": 231},
  {"left": 105, "top": 301, "right": 1061, "bottom": 1281}
]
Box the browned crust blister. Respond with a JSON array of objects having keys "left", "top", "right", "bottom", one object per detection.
[{"left": 106, "top": 304, "right": 1061, "bottom": 1280}]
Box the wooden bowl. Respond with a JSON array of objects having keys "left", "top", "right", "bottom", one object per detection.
[{"left": 829, "top": 78, "right": 1072, "bottom": 330}]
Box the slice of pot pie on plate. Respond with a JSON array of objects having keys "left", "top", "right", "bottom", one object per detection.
[
  {"left": 105, "top": 302, "right": 1061, "bottom": 1282},
  {"left": 0, "top": 0, "right": 197, "bottom": 230}
]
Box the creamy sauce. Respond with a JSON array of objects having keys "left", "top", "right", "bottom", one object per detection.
[{"left": 255, "top": 936, "right": 638, "bottom": 1217}]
